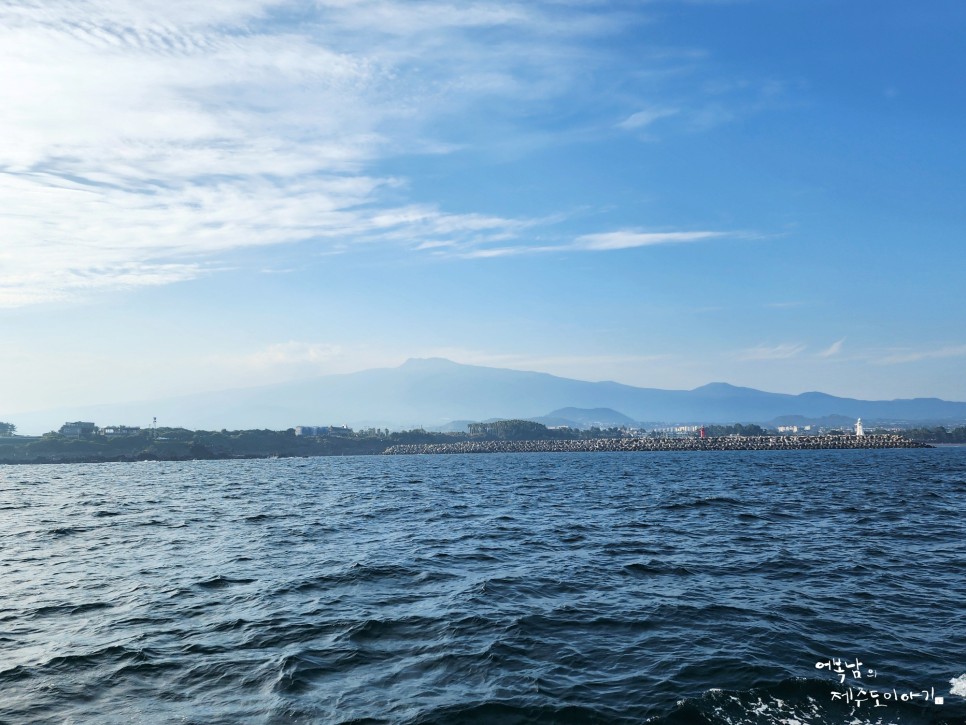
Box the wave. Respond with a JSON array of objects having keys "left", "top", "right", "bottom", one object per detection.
[
  {"left": 3, "top": 450, "right": 965, "bottom": 724},
  {"left": 195, "top": 575, "right": 257, "bottom": 589},
  {"left": 408, "top": 701, "right": 622, "bottom": 724},
  {"left": 395, "top": 677, "right": 966, "bottom": 724},
  {"left": 662, "top": 495, "right": 745, "bottom": 511},
  {"left": 649, "top": 678, "right": 965, "bottom": 725},
  {"left": 30, "top": 601, "right": 113, "bottom": 618}
]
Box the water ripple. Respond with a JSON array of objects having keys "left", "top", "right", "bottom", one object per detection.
[{"left": 0, "top": 449, "right": 964, "bottom": 723}]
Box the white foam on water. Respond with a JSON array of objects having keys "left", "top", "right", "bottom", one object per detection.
[
  {"left": 751, "top": 696, "right": 769, "bottom": 715},
  {"left": 951, "top": 673, "right": 966, "bottom": 697}
]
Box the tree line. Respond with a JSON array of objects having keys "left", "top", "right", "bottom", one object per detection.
[{"left": 893, "top": 426, "right": 966, "bottom": 443}]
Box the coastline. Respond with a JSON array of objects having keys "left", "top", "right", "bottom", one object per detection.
[
  {"left": 383, "top": 434, "right": 930, "bottom": 455},
  {"left": 0, "top": 434, "right": 931, "bottom": 465}
]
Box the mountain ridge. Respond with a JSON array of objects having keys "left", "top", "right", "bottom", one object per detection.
[{"left": 6, "top": 357, "right": 966, "bottom": 435}]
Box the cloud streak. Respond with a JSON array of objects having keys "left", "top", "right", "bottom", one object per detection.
[
  {"left": 0, "top": 1, "right": 756, "bottom": 307},
  {"left": 573, "top": 230, "right": 727, "bottom": 251},
  {"left": 456, "top": 229, "right": 733, "bottom": 258},
  {"left": 736, "top": 343, "right": 807, "bottom": 361},
  {"left": 1, "top": 0, "right": 573, "bottom": 305},
  {"left": 0, "top": 0, "right": 564, "bottom": 307},
  {"left": 618, "top": 107, "right": 680, "bottom": 130},
  {"left": 875, "top": 344, "right": 966, "bottom": 365},
  {"left": 818, "top": 338, "right": 845, "bottom": 358}
]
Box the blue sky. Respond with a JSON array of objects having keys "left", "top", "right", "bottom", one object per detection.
[{"left": 2, "top": 0, "right": 965, "bottom": 414}]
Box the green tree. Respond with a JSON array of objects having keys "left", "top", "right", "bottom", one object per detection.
[
  {"left": 468, "top": 420, "right": 553, "bottom": 440},
  {"left": 704, "top": 423, "right": 767, "bottom": 437}
]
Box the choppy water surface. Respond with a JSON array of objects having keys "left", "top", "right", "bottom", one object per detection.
[{"left": 2, "top": 449, "right": 965, "bottom": 724}]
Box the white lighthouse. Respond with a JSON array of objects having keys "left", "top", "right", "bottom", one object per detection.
[{"left": 855, "top": 418, "right": 864, "bottom": 437}]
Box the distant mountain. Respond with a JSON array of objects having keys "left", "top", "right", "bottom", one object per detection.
[
  {"left": 532, "top": 407, "right": 639, "bottom": 429},
  {"left": 8, "top": 357, "right": 966, "bottom": 434}
]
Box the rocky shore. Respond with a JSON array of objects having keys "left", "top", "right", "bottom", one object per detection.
[{"left": 383, "top": 434, "right": 929, "bottom": 455}]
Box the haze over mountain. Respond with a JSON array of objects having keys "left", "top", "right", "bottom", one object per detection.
[
  {"left": 530, "top": 408, "right": 640, "bottom": 430},
  {"left": 8, "top": 358, "right": 966, "bottom": 436}
]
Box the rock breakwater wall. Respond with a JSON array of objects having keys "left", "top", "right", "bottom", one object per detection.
[{"left": 383, "top": 435, "right": 928, "bottom": 455}]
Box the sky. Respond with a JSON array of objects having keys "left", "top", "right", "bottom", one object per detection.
[{"left": 2, "top": 0, "right": 966, "bottom": 417}]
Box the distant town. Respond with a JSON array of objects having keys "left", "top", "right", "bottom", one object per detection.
[{"left": 0, "top": 416, "right": 962, "bottom": 464}]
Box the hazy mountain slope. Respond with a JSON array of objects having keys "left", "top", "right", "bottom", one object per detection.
[
  {"left": 532, "top": 408, "right": 640, "bottom": 429},
  {"left": 8, "top": 357, "right": 966, "bottom": 434}
]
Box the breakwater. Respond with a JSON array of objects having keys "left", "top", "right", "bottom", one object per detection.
[{"left": 383, "top": 434, "right": 928, "bottom": 455}]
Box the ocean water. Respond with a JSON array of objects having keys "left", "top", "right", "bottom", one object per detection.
[{"left": 1, "top": 448, "right": 965, "bottom": 724}]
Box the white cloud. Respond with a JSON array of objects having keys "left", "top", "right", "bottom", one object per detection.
[
  {"left": 736, "top": 343, "right": 806, "bottom": 361},
  {"left": 618, "top": 107, "right": 680, "bottom": 130},
  {"left": 0, "top": 1, "right": 758, "bottom": 307},
  {"left": 1, "top": 0, "right": 620, "bottom": 306},
  {"left": 573, "top": 230, "right": 727, "bottom": 251},
  {"left": 460, "top": 244, "right": 558, "bottom": 258},
  {"left": 876, "top": 344, "right": 966, "bottom": 365},
  {"left": 413, "top": 347, "right": 676, "bottom": 383},
  {"left": 198, "top": 341, "right": 356, "bottom": 387},
  {"left": 818, "top": 338, "right": 845, "bottom": 358},
  {"left": 461, "top": 247, "right": 527, "bottom": 259},
  {"left": 238, "top": 342, "right": 345, "bottom": 368},
  {"left": 450, "top": 228, "right": 733, "bottom": 258}
]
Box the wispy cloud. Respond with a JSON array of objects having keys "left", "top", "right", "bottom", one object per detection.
[
  {"left": 875, "top": 344, "right": 966, "bottom": 365},
  {"left": 415, "top": 348, "right": 676, "bottom": 382},
  {"left": 818, "top": 338, "right": 845, "bottom": 358},
  {"left": 0, "top": 1, "right": 766, "bottom": 307},
  {"left": 238, "top": 342, "right": 344, "bottom": 369},
  {"left": 616, "top": 60, "right": 798, "bottom": 140},
  {"left": 461, "top": 247, "right": 531, "bottom": 259},
  {"left": 436, "top": 219, "right": 754, "bottom": 262},
  {"left": 0, "top": 0, "right": 629, "bottom": 306},
  {"left": 735, "top": 343, "right": 807, "bottom": 361},
  {"left": 454, "top": 229, "right": 732, "bottom": 258},
  {"left": 618, "top": 107, "right": 680, "bottom": 130},
  {"left": 201, "top": 340, "right": 368, "bottom": 381},
  {"left": 573, "top": 230, "right": 726, "bottom": 251}
]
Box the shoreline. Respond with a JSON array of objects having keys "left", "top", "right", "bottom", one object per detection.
[
  {"left": 383, "top": 434, "right": 930, "bottom": 455},
  {"left": 0, "top": 434, "right": 932, "bottom": 465}
]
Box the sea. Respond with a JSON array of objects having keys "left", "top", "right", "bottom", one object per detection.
[{"left": 1, "top": 448, "right": 965, "bottom": 724}]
